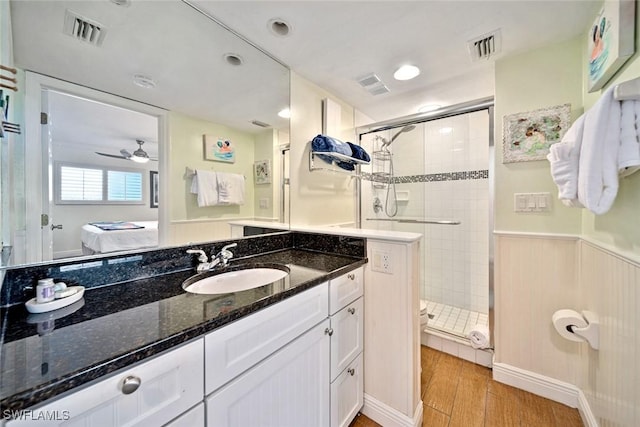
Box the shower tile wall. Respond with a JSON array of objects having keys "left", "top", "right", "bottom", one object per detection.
[
  {"left": 421, "top": 112, "right": 489, "bottom": 313},
  {"left": 361, "top": 111, "right": 489, "bottom": 314}
]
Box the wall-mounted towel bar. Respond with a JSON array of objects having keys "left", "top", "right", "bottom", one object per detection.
[
  {"left": 185, "top": 167, "right": 246, "bottom": 179},
  {"left": 613, "top": 76, "right": 640, "bottom": 101},
  {"left": 365, "top": 217, "right": 461, "bottom": 225}
]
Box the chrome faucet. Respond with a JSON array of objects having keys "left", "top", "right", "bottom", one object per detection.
[
  {"left": 186, "top": 249, "right": 212, "bottom": 272},
  {"left": 210, "top": 243, "right": 237, "bottom": 268}
]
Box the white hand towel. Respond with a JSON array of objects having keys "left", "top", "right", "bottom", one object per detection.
[
  {"left": 468, "top": 324, "right": 490, "bottom": 349},
  {"left": 547, "top": 114, "right": 585, "bottom": 207},
  {"left": 191, "top": 170, "right": 219, "bottom": 207},
  {"left": 578, "top": 86, "right": 621, "bottom": 215},
  {"left": 216, "top": 172, "right": 245, "bottom": 205},
  {"left": 617, "top": 100, "right": 640, "bottom": 178}
]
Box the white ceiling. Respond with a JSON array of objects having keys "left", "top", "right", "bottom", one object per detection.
[
  {"left": 194, "top": 0, "right": 602, "bottom": 123},
  {"left": 11, "top": 0, "right": 290, "bottom": 134},
  {"left": 48, "top": 90, "right": 158, "bottom": 155}
]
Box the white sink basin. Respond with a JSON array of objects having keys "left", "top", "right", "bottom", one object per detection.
[{"left": 183, "top": 264, "right": 289, "bottom": 295}]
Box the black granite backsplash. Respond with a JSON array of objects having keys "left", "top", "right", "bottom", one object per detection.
[
  {"left": 0, "top": 231, "right": 365, "bottom": 307},
  {"left": 293, "top": 232, "right": 365, "bottom": 258}
]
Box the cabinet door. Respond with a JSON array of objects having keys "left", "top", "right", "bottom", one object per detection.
[
  {"left": 329, "top": 267, "right": 363, "bottom": 315},
  {"left": 164, "top": 403, "right": 205, "bottom": 427},
  {"left": 207, "top": 320, "right": 330, "bottom": 427},
  {"left": 330, "top": 297, "right": 363, "bottom": 381},
  {"left": 7, "top": 340, "right": 204, "bottom": 427},
  {"left": 330, "top": 353, "right": 363, "bottom": 427},
  {"left": 205, "top": 282, "right": 328, "bottom": 394}
]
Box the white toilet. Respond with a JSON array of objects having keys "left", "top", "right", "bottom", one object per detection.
[{"left": 420, "top": 299, "right": 430, "bottom": 332}]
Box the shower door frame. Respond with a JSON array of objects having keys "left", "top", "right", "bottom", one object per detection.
[{"left": 356, "top": 97, "right": 495, "bottom": 347}]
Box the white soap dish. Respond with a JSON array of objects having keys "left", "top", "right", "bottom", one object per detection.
[{"left": 25, "top": 286, "right": 85, "bottom": 314}]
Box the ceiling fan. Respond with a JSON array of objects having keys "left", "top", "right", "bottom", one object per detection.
[{"left": 95, "top": 139, "right": 157, "bottom": 163}]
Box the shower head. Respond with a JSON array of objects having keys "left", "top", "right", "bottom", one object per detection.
[{"left": 381, "top": 125, "right": 416, "bottom": 147}]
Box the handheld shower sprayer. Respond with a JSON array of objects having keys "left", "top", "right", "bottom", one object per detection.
[{"left": 381, "top": 125, "right": 416, "bottom": 148}]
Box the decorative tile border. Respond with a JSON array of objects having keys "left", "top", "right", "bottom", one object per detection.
[{"left": 362, "top": 169, "right": 488, "bottom": 184}]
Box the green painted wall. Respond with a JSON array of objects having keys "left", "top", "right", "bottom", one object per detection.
[
  {"left": 494, "top": 37, "right": 584, "bottom": 235},
  {"left": 580, "top": 2, "right": 640, "bottom": 257}
]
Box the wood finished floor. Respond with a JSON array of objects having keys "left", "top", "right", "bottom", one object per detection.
[{"left": 349, "top": 346, "right": 584, "bottom": 427}]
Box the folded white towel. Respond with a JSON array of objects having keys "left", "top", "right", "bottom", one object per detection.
[
  {"left": 578, "top": 86, "right": 621, "bottom": 215},
  {"left": 618, "top": 100, "right": 640, "bottom": 178},
  {"left": 547, "top": 114, "right": 585, "bottom": 207},
  {"left": 216, "top": 172, "right": 245, "bottom": 205},
  {"left": 468, "top": 324, "right": 491, "bottom": 349},
  {"left": 191, "top": 170, "right": 219, "bottom": 207}
]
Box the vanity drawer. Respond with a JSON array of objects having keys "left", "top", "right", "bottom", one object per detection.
[
  {"left": 330, "top": 353, "right": 364, "bottom": 427},
  {"left": 330, "top": 297, "right": 364, "bottom": 381},
  {"left": 205, "top": 282, "right": 329, "bottom": 394},
  {"left": 7, "top": 339, "right": 204, "bottom": 427},
  {"left": 329, "top": 267, "right": 363, "bottom": 315}
]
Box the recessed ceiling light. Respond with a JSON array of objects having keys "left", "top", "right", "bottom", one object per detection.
[
  {"left": 393, "top": 65, "right": 420, "bottom": 81},
  {"left": 278, "top": 108, "right": 291, "bottom": 119},
  {"left": 132, "top": 74, "right": 156, "bottom": 89},
  {"left": 418, "top": 104, "right": 442, "bottom": 113},
  {"left": 224, "top": 53, "right": 244, "bottom": 66},
  {"left": 439, "top": 127, "right": 453, "bottom": 134},
  {"left": 268, "top": 18, "right": 292, "bottom": 37}
]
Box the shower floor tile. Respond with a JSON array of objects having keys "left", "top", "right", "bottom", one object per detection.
[{"left": 425, "top": 301, "right": 488, "bottom": 338}]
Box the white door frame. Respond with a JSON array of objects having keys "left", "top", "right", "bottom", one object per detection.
[{"left": 24, "top": 72, "right": 169, "bottom": 263}]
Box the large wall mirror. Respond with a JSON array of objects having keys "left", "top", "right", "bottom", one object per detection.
[{"left": 3, "top": 0, "right": 290, "bottom": 267}]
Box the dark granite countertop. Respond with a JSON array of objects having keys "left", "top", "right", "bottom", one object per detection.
[{"left": 0, "top": 248, "right": 366, "bottom": 411}]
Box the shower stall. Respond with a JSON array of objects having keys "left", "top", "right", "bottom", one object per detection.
[{"left": 357, "top": 98, "right": 493, "bottom": 343}]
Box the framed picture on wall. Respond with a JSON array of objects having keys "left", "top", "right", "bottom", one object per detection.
[
  {"left": 254, "top": 160, "right": 271, "bottom": 184},
  {"left": 150, "top": 171, "right": 159, "bottom": 208},
  {"left": 502, "top": 104, "right": 571, "bottom": 163},
  {"left": 587, "top": 0, "right": 636, "bottom": 92},
  {"left": 203, "top": 134, "right": 235, "bottom": 163}
]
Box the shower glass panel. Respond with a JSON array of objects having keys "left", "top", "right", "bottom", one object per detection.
[{"left": 360, "top": 110, "right": 490, "bottom": 338}]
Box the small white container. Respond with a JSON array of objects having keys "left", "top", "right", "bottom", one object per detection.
[{"left": 36, "top": 278, "right": 55, "bottom": 303}]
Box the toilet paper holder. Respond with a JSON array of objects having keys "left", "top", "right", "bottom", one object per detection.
[
  {"left": 553, "top": 310, "right": 599, "bottom": 350},
  {"left": 570, "top": 311, "right": 599, "bottom": 350}
]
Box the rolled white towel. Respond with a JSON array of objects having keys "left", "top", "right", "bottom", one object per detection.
[
  {"left": 547, "top": 114, "right": 584, "bottom": 207},
  {"left": 467, "top": 324, "right": 491, "bottom": 349}
]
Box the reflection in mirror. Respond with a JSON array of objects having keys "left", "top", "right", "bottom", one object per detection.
[{"left": 4, "top": 0, "right": 290, "bottom": 267}]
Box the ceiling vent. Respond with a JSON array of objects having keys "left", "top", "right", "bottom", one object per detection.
[
  {"left": 468, "top": 29, "right": 501, "bottom": 61},
  {"left": 357, "top": 73, "right": 381, "bottom": 88},
  {"left": 63, "top": 10, "right": 107, "bottom": 46},
  {"left": 251, "top": 120, "right": 271, "bottom": 128},
  {"left": 356, "top": 73, "right": 389, "bottom": 96},
  {"left": 368, "top": 84, "right": 390, "bottom": 96}
]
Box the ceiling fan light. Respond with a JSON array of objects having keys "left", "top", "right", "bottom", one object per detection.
[{"left": 130, "top": 155, "right": 150, "bottom": 163}]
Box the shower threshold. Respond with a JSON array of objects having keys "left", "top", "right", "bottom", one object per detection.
[{"left": 424, "top": 301, "right": 488, "bottom": 339}]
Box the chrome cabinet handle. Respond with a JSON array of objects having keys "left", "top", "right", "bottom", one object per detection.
[
  {"left": 324, "top": 327, "right": 334, "bottom": 336},
  {"left": 348, "top": 368, "right": 355, "bottom": 376},
  {"left": 347, "top": 273, "right": 355, "bottom": 280},
  {"left": 348, "top": 307, "right": 355, "bottom": 315},
  {"left": 121, "top": 375, "right": 141, "bottom": 395}
]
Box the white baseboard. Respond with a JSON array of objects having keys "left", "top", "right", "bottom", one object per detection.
[
  {"left": 493, "top": 363, "right": 597, "bottom": 427},
  {"left": 577, "top": 389, "right": 599, "bottom": 427},
  {"left": 362, "top": 394, "right": 423, "bottom": 427}
]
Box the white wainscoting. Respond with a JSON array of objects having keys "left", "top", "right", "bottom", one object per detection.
[{"left": 494, "top": 232, "right": 640, "bottom": 427}]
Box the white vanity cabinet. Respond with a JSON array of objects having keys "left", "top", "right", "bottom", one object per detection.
[
  {"left": 328, "top": 267, "right": 364, "bottom": 427},
  {"left": 206, "top": 320, "right": 331, "bottom": 426},
  {"left": 7, "top": 339, "right": 204, "bottom": 427},
  {"left": 8, "top": 267, "right": 366, "bottom": 427}
]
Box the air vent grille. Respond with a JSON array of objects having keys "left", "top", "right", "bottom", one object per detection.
[
  {"left": 468, "top": 29, "right": 501, "bottom": 61},
  {"left": 63, "top": 10, "right": 107, "bottom": 46},
  {"left": 251, "top": 120, "right": 271, "bottom": 128}
]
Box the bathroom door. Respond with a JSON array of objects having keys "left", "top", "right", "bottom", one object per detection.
[{"left": 40, "top": 87, "right": 54, "bottom": 261}]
